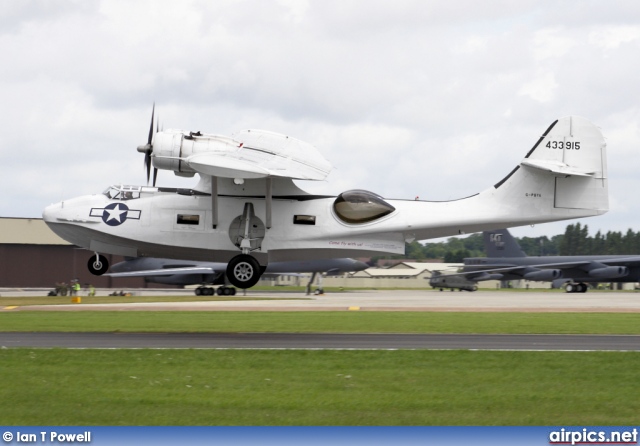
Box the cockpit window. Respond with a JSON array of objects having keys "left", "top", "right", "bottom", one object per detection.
[
  {"left": 103, "top": 187, "right": 120, "bottom": 199},
  {"left": 102, "top": 186, "right": 141, "bottom": 201},
  {"left": 333, "top": 190, "right": 395, "bottom": 224}
]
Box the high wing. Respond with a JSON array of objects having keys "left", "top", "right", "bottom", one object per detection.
[
  {"left": 106, "top": 266, "right": 218, "bottom": 278},
  {"left": 594, "top": 256, "right": 640, "bottom": 267},
  {"left": 153, "top": 129, "right": 332, "bottom": 180},
  {"left": 106, "top": 265, "right": 311, "bottom": 279},
  {"left": 462, "top": 257, "right": 640, "bottom": 276},
  {"left": 106, "top": 257, "right": 368, "bottom": 279},
  {"left": 479, "top": 257, "right": 640, "bottom": 271}
]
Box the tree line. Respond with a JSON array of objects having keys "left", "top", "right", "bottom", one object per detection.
[{"left": 372, "top": 223, "right": 640, "bottom": 263}]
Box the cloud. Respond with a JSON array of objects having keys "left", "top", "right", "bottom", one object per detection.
[
  {"left": 2, "top": 0, "right": 640, "bottom": 240},
  {"left": 518, "top": 71, "right": 558, "bottom": 103}
]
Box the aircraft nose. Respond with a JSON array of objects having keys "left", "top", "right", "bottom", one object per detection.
[{"left": 42, "top": 202, "right": 62, "bottom": 223}]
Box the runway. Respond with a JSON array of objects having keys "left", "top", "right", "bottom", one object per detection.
[
  {"left": 5, "top": 289, "right": 640, "bottom": 312},
  {"left": 1, "top": 332, "right": 639, "bottom": 351},
  {"left": 3, "top": 289, "right": 640, "bottom": 351}
]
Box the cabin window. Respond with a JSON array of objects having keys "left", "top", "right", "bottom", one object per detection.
[
  {"left": 177, "top": 214, "right": 200, "bottom": 225},
  {"left": 293, "top": 215, "right": 316, "bottom": 225},
  {"left": 333, "top": 190, "right": 395, "bottom": 224}
]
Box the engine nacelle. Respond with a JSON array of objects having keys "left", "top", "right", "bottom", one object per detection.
[
  {"left": 523, "top": 269, "right": 562, "bottom": 281},
  {"left": 152, "top": 130, "right": 240, "bottom": 176},
  {"left": 588, "top": 266, "right": 629, "bottom": 279}
]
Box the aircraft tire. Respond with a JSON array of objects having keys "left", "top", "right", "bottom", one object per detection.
[
  {"left": 578, "top": 283, "right": 588, "bottom": 293},
  {"left": 226, "top": 254, "right": 262, "bottom": 289},
  {"left": 216, "top": 286, "right": 236, "bottom": 296},
  {"left": 195, "top": 287, "right": 203, "bottom": 296},
  {"left": 565, "top": 284, "right": 575, "bottom": 293},
  {"left": 87, "top": 254, "right": 109, "bottom": 276}
]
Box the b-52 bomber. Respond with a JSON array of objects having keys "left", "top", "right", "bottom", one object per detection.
[
  {"left": 43, "top": 109, "right": 609, "bottom": 289},
  {"left": 463, "top": 228, "right": 640, "bottom": 292},
  {"left": 107, "top": 256, "right": 368, "bottom": 296}
]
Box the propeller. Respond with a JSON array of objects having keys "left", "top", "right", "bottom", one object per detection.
[{"left": 136, "top": 103, "right": 159, "bottom": 186}]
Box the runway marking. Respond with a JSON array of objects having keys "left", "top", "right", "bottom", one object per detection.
[
  {"left": 3, "top": 347, "right": 639, "bottom": 352},
  {"left": 3, "top": 306, "right": 18, "bottom": 310}
]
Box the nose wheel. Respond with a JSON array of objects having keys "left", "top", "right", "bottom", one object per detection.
[
  {"left": 226, "top": 254, "right": 262, "bottom": 289},
  {"left": 88, "top": 254, "right": 109, "bottom": 275}
]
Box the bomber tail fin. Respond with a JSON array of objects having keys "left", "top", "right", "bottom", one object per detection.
[{"left": 483, "top": 229, "right": 527, "bottom": 258}]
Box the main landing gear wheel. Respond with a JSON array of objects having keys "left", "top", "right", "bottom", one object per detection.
[
  {"left": 216, "top": 286, "right": 237, "bottom": 296},
  {"left": 88, "top": 254, "right": 109, "bottom": 275},
  {"left": 195, "top": 286, "right": 215, "bottom": 296},
  {"left": 226, "top": 254, "right": 262, "bottom": 289},
  {"left": 565, "top": 283, "right": 588, "bottom": 293}
]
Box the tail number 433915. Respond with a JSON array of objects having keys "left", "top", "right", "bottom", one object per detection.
[{"left": 546, "top": 140, "right": 580, "bottom": 150}]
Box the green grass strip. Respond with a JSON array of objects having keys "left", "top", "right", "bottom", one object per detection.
[
  {"left": 1, "top": 349, "right": 638, "bottom": 425},
  {"left": 1, "top": 311, "right": 640, "bottom": 334}
]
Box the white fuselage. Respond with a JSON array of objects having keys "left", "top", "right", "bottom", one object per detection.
[
  {"left": 42, "top": 171, "right": 603, "bottom": 266},
  {"left": 42, "top": 115, "right": 609, "bottom": 267}
]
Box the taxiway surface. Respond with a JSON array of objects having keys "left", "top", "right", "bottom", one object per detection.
[
  {"left": 4, "top": 289, "right": 640, "bottom": 312},
  {"left": 3, "top": 289, "right": 639, "bottom": 350}
]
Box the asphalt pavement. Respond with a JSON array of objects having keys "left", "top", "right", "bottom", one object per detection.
[
  {"left": 2, "top": 289, "right": 639, "bottom": 350},
  {"left": 1, "top": 332, "right": 639, "bottom": 351},
  {"left": 3, "top": 288, "right": 640, "bottom": 312}
]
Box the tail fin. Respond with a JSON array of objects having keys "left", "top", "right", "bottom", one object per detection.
[
  {"left": 483, "top": 229, "right": 527, "bottom": 258},
  {"left": 491, "top": 116, "right": 608, "bottom": 222}
]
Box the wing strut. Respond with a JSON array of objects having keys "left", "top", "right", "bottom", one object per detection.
[
  {"left": 211, "top": 176, "right": 218, "bottom": 229},
  {"left": 266, "top": 177, "right": 272, "bottom": 229}
]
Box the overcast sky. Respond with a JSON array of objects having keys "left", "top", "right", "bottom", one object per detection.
[{"left": 2, "top": 0, "right": 640, "bottom": 241}]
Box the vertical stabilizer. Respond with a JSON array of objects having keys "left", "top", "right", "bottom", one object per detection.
[
  {"left": 490, "top": 116, "right": 608, "bottom": 220},
  {"left": 483, "top": 229, "right": 527, "bottom": 258}
]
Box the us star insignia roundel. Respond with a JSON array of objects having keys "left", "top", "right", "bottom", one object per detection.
[{"left": 90, "top": 203, "right": 142, "bottom": 226}]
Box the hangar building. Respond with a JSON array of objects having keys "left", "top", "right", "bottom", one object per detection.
[{"left": 0, "top": 217, "right": 169, "bottom": 290}]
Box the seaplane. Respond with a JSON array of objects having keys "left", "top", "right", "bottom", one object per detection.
[{"left": 43, "top": 108, "right": 609, "bottom": 289}]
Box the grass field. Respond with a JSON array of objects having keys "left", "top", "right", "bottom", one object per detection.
[
  {"left": 1, "top": 311, "right": 640, "bottom": 334},
  {"left": 2, "top": 307, "right": 639, "bottom": 425},
  {"left": 1, "top": 349, "right": 639, "bottom": 425}
]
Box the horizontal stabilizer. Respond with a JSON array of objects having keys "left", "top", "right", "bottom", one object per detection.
[{"left": 520, "top": 159, "right": 595, "bottom": 177}]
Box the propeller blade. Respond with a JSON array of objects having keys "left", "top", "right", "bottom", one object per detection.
[
  {"left": 152, "top": 168, "right": 158, "bottom": 187},
  {"left": 138, "top": 103, "right": 158, "bottom": 185},
  {"left": 147, "top": 103, "right": 155, "bottom": 146},
  {"left": 145, "top": 152, "right": 151, "bottom": 184}
]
